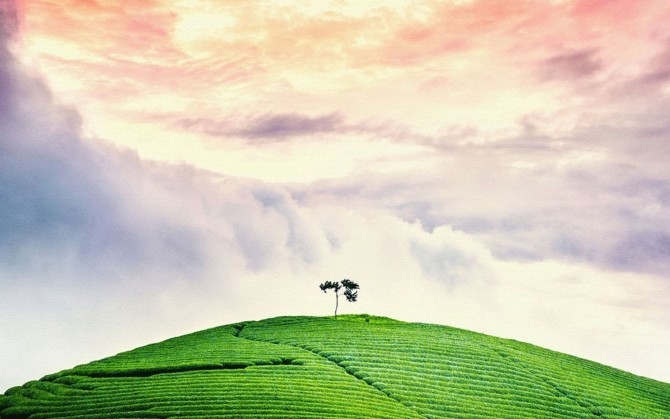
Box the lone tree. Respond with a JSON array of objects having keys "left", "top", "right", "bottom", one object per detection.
[{"left": 319, "top": 279, "right": 359, "bottom": 318}]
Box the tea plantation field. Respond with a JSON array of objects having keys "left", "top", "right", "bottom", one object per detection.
[{"left": 1, "top": 315, "right": 668, "bottom": 418}]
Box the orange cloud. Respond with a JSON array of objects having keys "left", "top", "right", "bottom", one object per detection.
[{"left": 18, "top": 0, "right": 670, "bottom": 152}]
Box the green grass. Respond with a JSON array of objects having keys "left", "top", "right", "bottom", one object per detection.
[{"left": 2, "top": 315, "right": 668, "bottom": 418}]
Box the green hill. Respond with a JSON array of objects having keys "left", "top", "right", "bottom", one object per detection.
[{"left": 1, "top": 315, "right": 668, "bottom": 418}]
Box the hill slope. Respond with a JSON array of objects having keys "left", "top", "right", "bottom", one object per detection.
[{"left": 1, "top": 315, "right": 668, "bottom": 418}]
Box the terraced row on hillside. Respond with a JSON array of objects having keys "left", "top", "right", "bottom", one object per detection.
[{"left": 1, "top": 315, "right": 669, "bottom": 418}]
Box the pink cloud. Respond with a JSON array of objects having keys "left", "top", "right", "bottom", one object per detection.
[
  {"left": 23, "top": 1, "right": 180, "bottom": 62},
  {"left": 18, "top": 0, "right": 670, "bottom": 137}
]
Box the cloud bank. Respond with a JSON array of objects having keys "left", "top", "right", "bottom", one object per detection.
[{"left": 2, "top": 0, "right": 670, "bottom": 391}]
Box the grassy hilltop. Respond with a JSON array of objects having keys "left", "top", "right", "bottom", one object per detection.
[{"left": 1, "top": 315, "right": 668, "bottom": 418}]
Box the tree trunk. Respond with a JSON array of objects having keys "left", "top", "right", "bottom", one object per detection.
[{"left": 334, "top": 291, "right": 339, "bottom": 318}]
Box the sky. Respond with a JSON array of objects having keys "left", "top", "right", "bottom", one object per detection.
[{"left": 1, "top": 0, "right": 670, "bottom": 391}]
